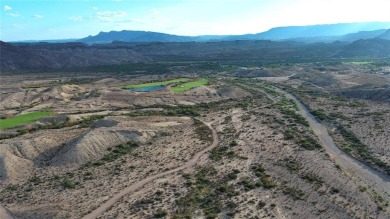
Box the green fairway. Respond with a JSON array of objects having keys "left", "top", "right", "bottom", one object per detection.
[
  {"left": 121, "top": 78, "right": 191, "bottom": 89},
  {"left": 171, "top": 78, "right": 209, "bottom": 93},
  {"left": 0, "top": 111, "right": 54, "bottom": 130}
]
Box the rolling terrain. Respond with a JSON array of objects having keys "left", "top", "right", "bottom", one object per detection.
[{"left": 1, "top": 60, "right": 389, "bottom": 218}]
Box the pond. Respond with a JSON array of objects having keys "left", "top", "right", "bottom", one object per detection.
[{"left": 125, "top": 85, "right": 166, "bottom": 92}]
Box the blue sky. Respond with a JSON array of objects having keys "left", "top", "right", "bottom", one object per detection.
[{"left": 1, "top": 0, "right": 390, "bottom": 41}]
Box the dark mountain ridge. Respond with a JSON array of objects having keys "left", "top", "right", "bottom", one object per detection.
[
  {"left": 0, "top": 41, "right": 150, "bottom": 71},
  {"left": 2, "top": 37, "right": 390, "bottom": 71}
]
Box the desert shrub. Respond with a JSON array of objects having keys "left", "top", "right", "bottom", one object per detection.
[
  {"left": 63, "top": 179, "right": 75, "bottom": 189},
  {"left": 240, "top": 114, "right": 251, "bottom": 122},
  {"left": 283, "top": 129, "right": 295, "bottom": 140},
  {"left": 101, "top": 141, "right": 140, "bottom": 163},
  {"left": 298, "top": 137, "right": 322, "bottom": 150},
  {"left": 258, "top": 201, "right": 266, "bottom": 209},
  {"left": 283, "top": 158, "right": 300, "bottom": 172},
  {"left": 330, "top": 187, "right": 340, "bottom": 194},
  {"left": 153, "top": 210, "right": 168, "bottom": 218},
  {"left": 283, "top": 187, "right": 305, "bottom": 200},
  {"left": 301, "top": 172, "right": 323, "bottom": 184},
  {"left": 210, "top": 146, "right": 235, "bottom": 161},
  {"left": 227, "top": 172, "right": 238, "bottom": 180},
  {"left": 230, "top": 140, "right": 238, "bottom": 146},
  {"left": 6, "top": 184, "right": 18, "bottom": 191},
  {"left": 193, "top": 118, "right": 212, "bottom": 142},
  {"left": 250, "top": 164, "right": 276, "bottom": 189},
  {"left": 311, "top": 109, "right": 329, "bottom": 121},
  {"left": 174, "top": 166, "right": 237, "bottom": 218}
]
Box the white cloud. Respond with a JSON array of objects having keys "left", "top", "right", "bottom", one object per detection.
[
  {"left": 92, "top": 6, "right": 98, "bottom": 10},
  {"left": 13, "top": 24, "right": 25, "bottom": 28},
  {"left": 93, "top": 11, "right": 128, "bottom": 22},
  {"left": 7, "top": 12, "right": 20, "bottom": 17},
  {"left": 68, "top": 16, "right": 83, "bottom": 22},
  {"left": 3, "top": 5, "right": 11, "bottom": 11},
  {"left": 32, "top": 14, "right": 43, "bottom": 19}
]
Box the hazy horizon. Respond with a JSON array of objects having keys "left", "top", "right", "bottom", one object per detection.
[{"left": 2, "top": 0, "right": 390, "bottom": 41}]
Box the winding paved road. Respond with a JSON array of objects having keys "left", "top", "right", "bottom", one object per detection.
[
  {"left": 82, "top": 120, "right": 219, "bottom": 219},
  {"left": 281, "top": 90, "right": 390, "bottom": 201}
]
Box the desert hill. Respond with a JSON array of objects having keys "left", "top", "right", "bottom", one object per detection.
[{"left": 0, "top": 41, "right": 151, "bottom": 71}]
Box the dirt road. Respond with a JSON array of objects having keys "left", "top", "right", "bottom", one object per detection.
[
  {"left": 282, "top": 90, "right": 390, "bottom": 201},
  {"left": 82, "top": 120, "right": 219, "bottom": 219}
]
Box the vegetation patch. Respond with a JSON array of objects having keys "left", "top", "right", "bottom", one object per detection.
[
  {"left": 301, "top": 172, "right": 324, "bottom": 184},
  {"left": 283, "top": 158, "right": 300, "bottom": 173},
  {"left": 336, "top": 125, "right": 390, "bottom": 174},
  {"left": 175, "top": 166, "right": 238, "bottom": 218},
  {"left": 63, "top": 179, "right": 76, "bottom": 189},
  {"left": 209, "top": 146, "right": 236, "bottom": 161},
  {"left": 283, "top": 186, "right": 306, "bottom": 200},
  {"left": 171, "top": 78, "right": 208, "bottom": 93},
  {"left": 275, "top": 97, "right": 309, "bottom": 127},
  {"left": 310, "top": 109, "right": 330, "bottom": 121},
  {"left": 193, "top": 118, "right": 213, "bottom": 143},
  {"left": 121, "top": 77, "right": 191, "bottom": 89},
  {"left": 297, "top": 137, "right": 322, "bottom": 150},
  {"left": 153, "top": 210, "right": 168, "bottom": 218},
  {"left": 85, "top": 141, "right": 141, "bottom": 167},
  {"left": 250, "top": 164, "right": 277, "bottom": 189},
  {"left": 0, "top": 111, "right": 54, "bottom": 130},
  {"left": 238, "top": 164, "right": 276, "bottom": 191}
]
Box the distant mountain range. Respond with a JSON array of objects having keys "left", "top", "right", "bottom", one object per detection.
[
  {"left": 77, "top": 22, "right": 390, "bottom": 44},
  {"left": 2, "top": 22, "right": 390, "bottom": 71}
]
